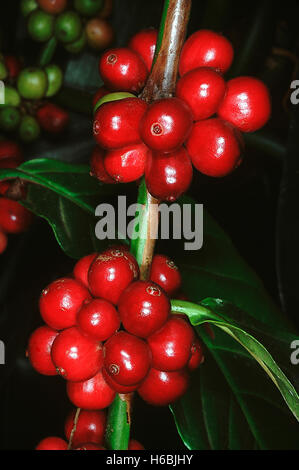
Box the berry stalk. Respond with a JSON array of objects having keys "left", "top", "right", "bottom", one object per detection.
[{"left": 105, "top": 0, "right": 192, "bottom": 451}]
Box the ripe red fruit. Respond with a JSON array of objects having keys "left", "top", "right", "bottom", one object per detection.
[
  {"left": 99, "top": 48, "right": 148, "bottom": 93},
  {"left": 147, "top": 317, "right": 195, "bottom": 371},
  {"left": 128, "top": 28, "right": 157, "bottom": 72},
  {"left": 65, "top": 409, "right": 106, "bottom": 448},
  {"left": 0, "top": 231, "right": 7, "bottom": 254},
  {"left": 77, "top": 298, "right": 120, "bottom": 341},
  {"left": 138, "top": 368, "right": 189, "bottom": 406},
  {"left": 37, "top": 103, "right": 69, "bottom": 134},
  {"left": 188, "top": 338, "right": 204, "bottom": 371},
  {"left": 92, "top": 86, "right": 110, "bottom": 107},
  {"left": 102, "top": 367, "right": 139, "bottom": 393},
  {"left": 39, "top": 277, "right": 91, "bottom": 330},
  {"left": 28, "top": 326, "right": 59, "bottom": 376},
  {"left": 51, "top": 326, "right": 103, "bottom": 381},
  {"left": 67, "top": 370, "right": 116, "bottom": 410},
  {"left": 36, "top": 436, "right": 68, "bottom": 450},
  {"left": 118, "top": 280, "right": 170, "bottom": 338},
  {"left": 0, "top": 141, "right": 23, "bottom": 169},
  {"left": 140, "top": 98, "right": 193, "bottom": 152},
  {"left": 217, "top": 76, "right": 271, "bottom": 133},
  {"left": 73, "top": 252, "right": 97, "bottom": 288},
  {"left": 145, "top": 147, "right": 193, "bottom": 202},
  {"left": 176, "top": 67, "right": 226, "bottom": 121},
  {"left": 0, "top": 199, "right": 32, "bottom": 234},
  {"left": 88, "top": 249, "right": 139, "bottom": 304},
  {"left": 104, "top": 331, "right": 152, "bottom": 386},
  {"left": 0, "top": 181, "right": 11, "bottom": 196},
  {"left": 128, "top": 439, "right": 145, "bottom": 450},
  {"left": 75, "top": 443, "right": 105, "bottom": 450},
  {"left": 4, "top": 55, "right": 21, "bottom": 79},
  {"left": 104, "top": 142, "right": 149, "bottom": 183},
  {"left": 93, "top": 98, "right": 147, "bottom": 149},
  {"left": 37, "top": 0, "right": 67, "bottom": 15},
  {"left": 90, "top": 146, "right": 115, "bottom": 183},
  {"left": 149, "top": 254, "right": 181, "bottom": 296},
  {"left": 186, "top": 118, "right": 243, "bottom": 177},
  {"left": 179, "top": 29, "right": 234, "bottom": 76}
]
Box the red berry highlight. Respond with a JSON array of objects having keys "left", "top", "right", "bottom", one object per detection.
[
  {"left": 67, "top": 370, "right": 116, "bottom": 410},
  {"left": 73, "top": 252, "right": 97, "bottom": 288},
  {"left": 104, "top": 142, "right": 149, "bottom": 183},
  {"left": 149, "top": 254, "right": 182, "bottom": 296},
  {"left": 128, "top": 28, "right": 157, "bottom": 72},
  {"left": 77, "top": 298, "right": 120, "bottom": 341},
  {"left": 138, "top": 368, "right": 189, "bottom": 406},
  {"left": 65, "top": 409, "right": 106, "bottom": 448},
  {"left": 0, "top": 198, "right": 32, "bottom": 234}
]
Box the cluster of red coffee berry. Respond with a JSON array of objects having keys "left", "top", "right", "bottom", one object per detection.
[
  {"left": 0, "top": 141, "right": 33, "bottom": 254},
  {"left": 28, "top": 245, "right": 203, "bottom": 449},
  {"left": 22, "top": 0, "right": 114, "bottom": 53},
  {"left": 0, "top": 53, "right": 69, "bottom": 139},
  {"left": 92, "top": 28, "right": 271, "bottom": 201}
]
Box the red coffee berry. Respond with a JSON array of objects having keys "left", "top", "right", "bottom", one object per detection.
[
  {"left": 140, "top": 98, "right": 193, "bottom": 152},
  {"left": 0, "top": 140, "right": 23, "bottom": 168},
  {"left": 217, "top": 76, "right": 271, "bottom": 133},
  {"left": 128, "top": 439, "right": 145, "bottom": 450},
  {"left": 39, "top": 277, "right": 91, "bottom": 330},
  {"left": 28, "top": 326, "right": 59, "bottom": 376},
  {"left": 36, "top": 436, "right": 68, "bottom": 450},
  {"left": 99, "top": 48, "right": 148, "bottom": 93},
  {"left": 104, "top": 142, "right": 149, "bottom": 183},
  {"left": 104, "top": 331, "right": 152, "bottom": 386},
  {"left": 36, "top": 103, "right": 69, "bottom": 134},
  {"left": 149, "top": 254, "right": 181, "bottom": 296},
  {"left": 67, "top": 370, "right": 116, "bottom": 410},
  {"left": 147, "top": 317, "right": 195, "bottom": 371},
  {"left": 176, "top": 67, "right": 226, "bottom": 121},
  {"left": 90, "top": 146, "right": 115, "bottom": 184},
  {"left": 102, "top": 367, "right": 139, "bottom": 393},
  {"left": 73, "top": 252, "right": 97, "bottom": 288},
  {"left": 37, "top": 0, "right": 67, "bottom": 14},
  {"left": 104, "top": 246, "right": 139, "bottom": 273},
  {"left": 186, "top": 118, "right": 243, "bottom": 177},
  {"left": 88, "top": 249, "right": 139, "bottom": 304},
  {"left": 0, "top": 230, "right": 7, "bottom": 254},
  {"left": 93, "top": 98, "right": 147, "bottom": 149},
  {"left": 145, "top": 147, "right": 193, "bottom": 202},
  {"left": 128, "top": 28, "right": 157, "bottom": 72},
  {"left": 188, "top": 338, "right": 204, "bottom": 371},
  {"left": 0, "top": 198, "right": 32, "bottom": 234},
  {"left": 65, "top": 409, "right": 106, "bottom": 448},
  {"left": 75, "top": 443, "right": 105, "bottom": 450},
  {"left": 92, "top": 86, "right": 110, "bottom": 107},
  {"left": 51, "top": 326, "right": 103, "bottom": 381},
  {"left": 138, "top": 368, "right": 189, "bottom": 406},
  {"left": 118, "top": 280, "right": 170, "bottom": 338},
  {"left": 179, "top": 29, "right": 234, "bottom": 76},
  {"left": 0, "top": 181, "right": 11, "bottom": 196},
  {"left": 4, "top": 55, "right": 21, "bottom": 79},
  {"left": 77, "top": 298, "right": 120, "bottom": 341}
]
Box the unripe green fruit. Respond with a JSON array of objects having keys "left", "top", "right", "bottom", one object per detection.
[
  {"left": 19, "top": 115, "right": 40, "bottom": 142},
  {"left": 17, "top": 68, "right": 48, "bottom": 100},
  {"left": 45, "top": 64, "right": 63, "bottom": 97},
  {"left": 74, "top": 0, "right": 104, "bottom": 16},
  {"left": 0, "top": 86, "right": 21, "bottom": 108},
  {"left": 93, "top": 92, "right": 135, "bottom": 113},
  {"left": 0, "top": 62, "right": 8, "bottom": 80},
  {"left": 21, "top": 0, "right": 38, "bottom": 17},
  {"left": 0, "top": 106, "right": 21, "bottom": 131},
  {"left": 28, "top": 9, "right": 54, "bottom": 42},
  {"left": 54, "top": 11, "right": 82, "bottom": 44},
  {"left": 64, "top": 30, "right": 86, "bottom": 54}
]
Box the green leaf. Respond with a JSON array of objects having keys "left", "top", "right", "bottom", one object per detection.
[
  {"left": 170, "top": 299, "right": 299, "bottom": 450},
  {"left": 0, "top": 159, "right": 127, "bottom": 259}
]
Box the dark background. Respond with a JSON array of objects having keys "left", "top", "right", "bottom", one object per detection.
[{"left": 0, "top": 0, "right": 299, "bottom": 449}]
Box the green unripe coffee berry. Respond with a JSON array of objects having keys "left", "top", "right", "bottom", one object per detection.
[
  {"left": 17, "top": 68, "right": 48, "bottom": 100},
  {"left": 45, "top": 64, "right": 63, "bottom": 97},
  {"left": 19, "top": 115, "right": 40, "bottom": 142},
  {"left": 0, "top": 86, "right": 21, "bottom": 108},
  {"left": 54, "top": 11, "right": 82, "bottom": 44},
  {"left": 64, "top": 30, "right": 87, "bottom": 54},
  {"left": 28, "top": 9, "right": 55, "bottom": 42},
  {"left": 0, "top": 106, "right": 21, "bottom": 131},
  {"left": 74, "top": 0, "right": 104, "bottom": 17},
  {"left": 21, "top": 0, "right": 38, "bottom": 17},
  {"left": 93, "top": 92, "right": 135, "bottom": 113},
  {"left": 0, "top": 62, "right": 8, "bottom": 81}
]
